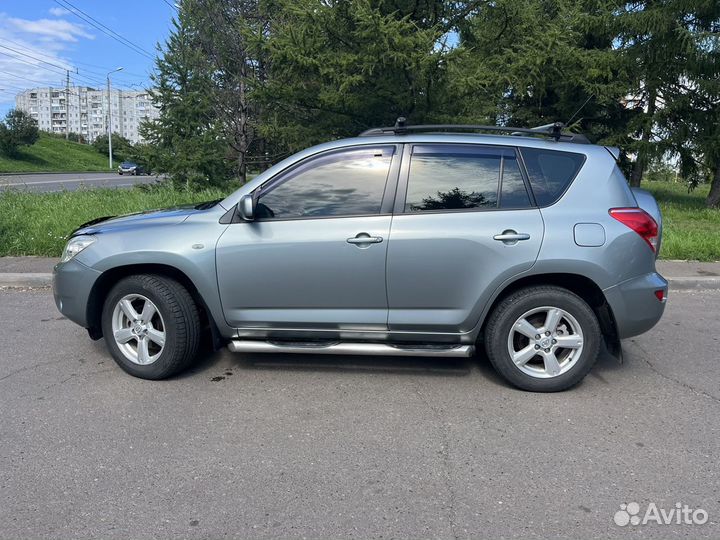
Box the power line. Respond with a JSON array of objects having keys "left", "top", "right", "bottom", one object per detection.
[
  {"left": 0, "top": 70, "right": 59, "bottom": 86},
  {"left": 69, "top": 59, "right": 150, "bottom": 79},
  {"left": 161, "top": 0, "right": 179, "bottom": 11},
  {"left": 54, "top": 0, "right": 155, "bottom": 60},
  {"left": 0, "top": 44, "right": 73, "bottom": 73},
  {"left": 0, "top": 36, "right": 150, "bottom": 85},
  {"left": 0, "top": 51, "right": 67, "bottom": 78},
  {"left": 0, "top": 52, "right": 107, "bottom": 90}
]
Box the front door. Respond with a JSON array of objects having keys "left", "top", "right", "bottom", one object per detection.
[{"left": 216, "top": 145, "right": 399, "bottom": 331}]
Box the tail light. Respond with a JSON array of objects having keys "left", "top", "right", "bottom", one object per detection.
[{"left": 609, "top": 208, "right": 659, "bottom": 252}]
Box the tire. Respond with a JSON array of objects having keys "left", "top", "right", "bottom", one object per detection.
[
  {"left": 101, "top": 274, "right": 201, "bottom": 380},
  {"left": 118, "top": 171, "right": 123, "bottom": 175},
  {"left": 484, "top": 286, "right": 601, "bottom": 392}
]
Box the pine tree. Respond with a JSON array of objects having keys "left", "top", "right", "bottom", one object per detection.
[
  {"left": 190, "top": 0, "right": 275, "bottom": 182},
  {"left": 141, "top": 0, "right": 231, "bottom": 190},
  {"left": 650, "top": 1, "right": 720, "bottom": 206},
  {"left": 257, "top": 0, "right": 451, "bottom": 150},
  {"left": 450, "top": 0, "right": 630, "bottom": 146},
  {"left": 613, "top": 0, "right": 717, "bottom": 186}
]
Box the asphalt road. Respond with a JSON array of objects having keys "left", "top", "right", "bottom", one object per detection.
[
  {"left": 0, "top": 288, "right": 718, "bottom": 539},
  {"left": 0, "top": 172, "right": 158, "bottom": 192}
]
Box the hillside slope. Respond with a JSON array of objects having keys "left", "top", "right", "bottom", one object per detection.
[{"left": 0, "top": 133, "right": 108, "bottom": 173}]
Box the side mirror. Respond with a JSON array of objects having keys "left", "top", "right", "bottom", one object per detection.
[{"left": 238, "top": 194, "right": 255, "bottom": 221}]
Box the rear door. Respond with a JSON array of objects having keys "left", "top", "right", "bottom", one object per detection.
[{"left": 386, "top": 143, "right": 544, "bottom": 333}]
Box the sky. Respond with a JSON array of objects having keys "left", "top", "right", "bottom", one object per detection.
[{"left": 0, "top": 0, "right": 177, "bottom": 115}]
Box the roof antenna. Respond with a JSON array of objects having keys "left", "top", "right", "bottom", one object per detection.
[{"left": 564, "top": 93, "right": 594, "bottom": 129}]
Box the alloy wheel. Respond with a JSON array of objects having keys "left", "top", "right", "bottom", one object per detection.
[
  {"left": 506, "top": 306, "right": 584, "bottom": 378},
  {"left": 111, "top": 294, "right": 166, "bottom": 365}
]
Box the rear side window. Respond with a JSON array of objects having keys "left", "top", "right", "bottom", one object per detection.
[
  {"left": 500, "top": 154, "right": 531, "bottom": 208},
  {"left": 520, "top": 148, "right": 585, "bottom": 206},
  {"left": 404, "top": 145, "right": 530, "bottom": 212}
]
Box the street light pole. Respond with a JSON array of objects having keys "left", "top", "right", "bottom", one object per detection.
[{"left": 106, "top": 67, "right": 123, "bottom": 170}]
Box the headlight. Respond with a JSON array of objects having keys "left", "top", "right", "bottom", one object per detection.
[{"left": 60, "top": 235, "right": 96, "bottom": 263}]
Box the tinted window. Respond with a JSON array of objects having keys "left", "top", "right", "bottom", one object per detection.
[
  {"left": 405, "top": 146, "right": 502, "bottom": 212},
  {"left": 520, "top": 148, "right": 585, "bottom": 206},
  {"left": 257, "top": 147, "right": 393, "bottom": 219},
  {"left": 500, "top": 154, "right": 531, "bottom": 208}
]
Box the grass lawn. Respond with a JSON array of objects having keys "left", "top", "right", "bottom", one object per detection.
[
  {"left": 644, "top": 181, "right": 720, "bottom": 261},
  {"left": 0, "top": 133, "right": 108, "bottom": 173},
  {"left": 0, "top": 185, "right": 228, "bottom": 256},
  {"left": 0, "top": 180, "right": 717, "bottom": 260}
]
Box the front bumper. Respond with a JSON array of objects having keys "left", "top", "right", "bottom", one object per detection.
[
  {"left": 53, "top": 258, "right": 102, "bottom": 328},
  {"left": 603, "top": 272, "right": 668, "bottom": 339}
]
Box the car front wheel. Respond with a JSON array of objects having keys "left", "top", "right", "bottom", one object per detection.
[
  {"left": 484, "top": 286, "right": 601, "bottom": 392},
  {"left": 101, "top": 274, "right": 201, "bottom": 380}
]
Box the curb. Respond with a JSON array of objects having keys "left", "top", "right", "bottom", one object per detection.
[
  {"left": 0, "top": 273, "right": 53, "bottom": 287},
  {"left": 0, "top": 171, "right": 109, "bottom": 177},
  {"left": 666, "top": 277, "right": 720, "bottom": 290},
  {"left": 1, "top": 273, "right": 720, "bottom": 290}
]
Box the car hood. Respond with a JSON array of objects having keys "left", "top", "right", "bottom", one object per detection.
[{"left": 71, "top": 200, "right": 223, "bottom": 236}]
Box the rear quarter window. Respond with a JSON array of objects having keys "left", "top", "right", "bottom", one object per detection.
[{"left": 519, "top": 148, "right": 585, "bottom": 206}]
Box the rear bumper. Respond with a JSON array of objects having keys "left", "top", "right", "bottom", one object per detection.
[
  {"left": 53, "top": 258, "right": 102, "bottom": 328},
  {"left": 603, "top": 272, "right": 668, "bottom": 339}
]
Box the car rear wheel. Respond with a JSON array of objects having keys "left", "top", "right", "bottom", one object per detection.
[
  {"left": 484, "top": 286, "right": 601, "bottom": 392},
  {"left": 101, "top": 274, "right": 201, "bottom": 379}
]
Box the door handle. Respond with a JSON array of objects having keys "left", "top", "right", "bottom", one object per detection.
[
  {"left": 493, "top": 230, "right": 531, "bottom": 244},
  {"left": 347, "top": 233, "right": 383, "bottom": 245}
]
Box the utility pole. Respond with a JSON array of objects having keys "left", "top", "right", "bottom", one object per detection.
[
  {"left": 106, "top": 67, "right": 123, "bottom": 170},
  {"left": 65, "top": 70, "right": 70, "bottom": 140}
]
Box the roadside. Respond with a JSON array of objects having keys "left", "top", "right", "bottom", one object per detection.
[
  {"left": 1, "top": 257, "right": 718, "bottom": 289},
  {"left": 1, "top": 179, "right": 717, "bottom": 260},
  {"left": 0, "top": 133, "right": 108, "bottom": 174},
  {"left": 0, "top": 171, "right": 159, "bottom": 193}
]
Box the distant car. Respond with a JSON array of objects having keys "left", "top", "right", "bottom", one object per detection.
[
  {"left": 118, "top": 162, "right": 145, "bottom": 175},
  {"left": 54, "top": 119, "right": 667, "bottom": 391}
]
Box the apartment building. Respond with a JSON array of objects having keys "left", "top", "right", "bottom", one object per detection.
[{"left": 15, "top": 86, "right": 159, "bottom": 144}]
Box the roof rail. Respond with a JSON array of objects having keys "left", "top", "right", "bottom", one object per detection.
[{"left": 359, "top": 117, "right": 590, "bottom": 144}]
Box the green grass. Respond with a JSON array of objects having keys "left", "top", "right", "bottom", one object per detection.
[
  {"left": 0, "top": 133, "right": 108, "bottom": 173},
  {"left": 644, "top": 181, "right": 720, "bottom": 261},
  {"left": 0, "top": 185, "right": 227, "bottom": 256},
  {"left": 0, "top": 180, "right": 717, "bottom": 259}
]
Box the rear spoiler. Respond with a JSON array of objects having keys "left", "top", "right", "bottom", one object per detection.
[{"left": 605, "top": 146, "right": 620, "bottom": 161}]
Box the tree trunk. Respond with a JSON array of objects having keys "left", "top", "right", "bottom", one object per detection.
[
  {"left": 707, "top": 161, "right": 720, "bottom": 208},
  {"left": 630, "top": 88, "right": 657, "bottom": 187}
]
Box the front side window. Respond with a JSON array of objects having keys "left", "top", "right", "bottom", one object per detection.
[{"left": 256, "top": 146, "right": 393, "bottom": 219}]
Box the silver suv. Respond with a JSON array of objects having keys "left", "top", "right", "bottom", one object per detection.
[{"left": 53, "top": 121, "right": 667, "bottom": 391}]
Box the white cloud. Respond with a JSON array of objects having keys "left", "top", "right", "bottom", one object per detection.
[
  {"left": 0, "top": 12, "right": 96, "bottom": 110},
  {"left": 8, "top": 17, "right": 94, "bottom": 42},
  {"left": 49, "top": 7, "right": 71, "bottom": 17}
]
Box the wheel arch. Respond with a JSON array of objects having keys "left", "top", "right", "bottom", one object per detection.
[
  {"left": 477, "top": 272, "right": 620, "bottom": 357},
  {"left": 86, "top": 263, "right": 224, "bottom": 349}
]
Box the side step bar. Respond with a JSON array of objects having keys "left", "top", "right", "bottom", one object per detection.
[{"left": 228, "top": 341, "right": 474, "bottom": 358}]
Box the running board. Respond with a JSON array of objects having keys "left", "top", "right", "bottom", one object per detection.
[{"left": 227, "top": 340, "right": 474, "bottom": 358}]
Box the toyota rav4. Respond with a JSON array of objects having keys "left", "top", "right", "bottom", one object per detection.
[{"left": 53, "top": 121, "right": 667, "bottom": 391}]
